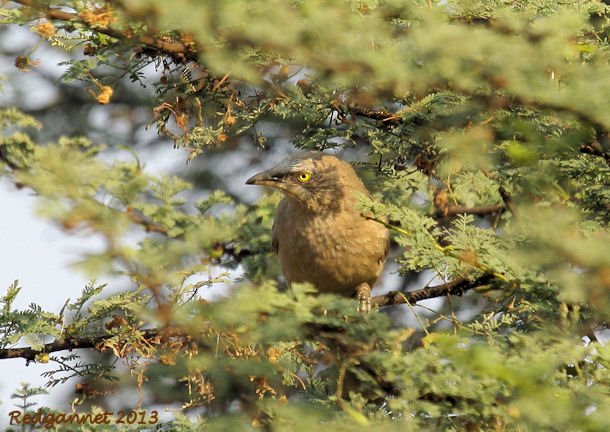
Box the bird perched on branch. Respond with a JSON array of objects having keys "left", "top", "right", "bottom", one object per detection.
[{"left": 246, "top": 151, "right": 389, "bottom": 312}]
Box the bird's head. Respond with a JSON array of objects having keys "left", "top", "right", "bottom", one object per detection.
[{"left": 246, "top": 151, "right": 363, "bottom": 212}]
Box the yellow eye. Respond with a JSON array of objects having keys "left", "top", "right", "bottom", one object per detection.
[{"left": 297, "top": 172, "right": 312, "bottom": 183}]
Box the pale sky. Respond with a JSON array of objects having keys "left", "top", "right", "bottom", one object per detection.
[
  {"left": 0, "top": 146, "right": 189, "bottom": 419},
  {"left": 0, "top": 178, "right": 87, "bottom": 415}
]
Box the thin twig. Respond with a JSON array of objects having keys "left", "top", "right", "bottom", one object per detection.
[
  {"left": 125, "top": 208, "right": 168, "bottom": 234},
  {"left": 497, "top": 186, "right": 517, "bottom": 217},
  {"left": 435, "top": 204, "right": 505, "bottom": 219},
  {"left": 348, "top": 106, "right": 402, "bottom": 126},
  {"left": 371, "top": 273, "right": 497, "bottom": 308}
]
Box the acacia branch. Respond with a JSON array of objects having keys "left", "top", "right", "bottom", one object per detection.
[
  {"left": 14, "top": 0, "right": 610, "bottom": 144},
  {"left": 12, "top": 0, "right": 196, "bottom": 62},
  {"left": 0, "top": 335, "right": 100, "bottom": 361},
  {"left": 124, "top": 209, "right": 268, "bottom": 262},
  {"left": 0, "top": 329, "right": 161, "bottom": 362},
  {"left": 348, "top": 106, "right": 402, "bottom": 126},
  {"left": 125, "top": 208, "right": 169, "bottom": 234},
  {"left": 498, "top": 185, "right": 516, "bottom": 217},
  {"left": 580, "top": 144, "right": 610, "bottom": 168},
  {"left": 371, "top": 273, "right": 497, "bottom": 308},
  {"left": 434, "top": 204, "right": 505, "bottom": 219},
  {"left": 432, "top": 186, "right": 508, "bottom": 219},
  {"left": 0, "top": 275, "right": 500, "bottom": 361}
]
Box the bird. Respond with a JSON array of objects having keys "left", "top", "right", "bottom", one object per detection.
[{"left": 246, "top": 151, "right": 389, "bottom": 312}]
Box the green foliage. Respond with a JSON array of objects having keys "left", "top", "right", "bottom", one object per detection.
[
  {"left": 1, "top": 0, "right": 610, "bottom": 430},
  {"left": 0, "top": 281, "right": 63, "bottom": 349}
]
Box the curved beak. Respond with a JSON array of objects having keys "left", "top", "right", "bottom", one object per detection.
[
  {"left": 246, "top": 169, "right": 282, "bottom": 187},
  {"left": 246, "top": 167, "right": 309, "bottom": 205}
]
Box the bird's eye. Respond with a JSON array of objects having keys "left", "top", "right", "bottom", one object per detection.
[{"left": 297, "top": 172, "right": 312, "bottom": 183}]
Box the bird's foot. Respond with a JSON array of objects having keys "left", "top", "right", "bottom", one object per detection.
[{"left": 355, "top": 283, "right": 372, "bottom": 313}]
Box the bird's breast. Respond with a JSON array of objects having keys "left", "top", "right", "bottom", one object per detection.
[{"left": 275, "top": 205, "right": 387, "bottom": 296}]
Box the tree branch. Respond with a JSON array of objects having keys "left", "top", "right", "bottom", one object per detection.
[
  {"left": 0, "top": 275, "right": 500, "bottom": 361},
  {"left": 498, "top": 185, "right": 517, "bottom": 217},
  {"left": 13, "top": 0, "right": 610, "bottom": 144},
  {"left": 432, "top": 187, "right": 507, "bottom": 219},
  {"left": 348, "top": 106, "right": 402, "bottom": 126},
  {"left": 580, "top": 144, "right": 610, "bottom": 168},
  {"left": 434, "top": 204, "right": 505, "bottom": 219},
  {"left": 0, "top": 336, "right": 98, "bottom": 362},
  {"left": 0, "top": 329, "right": 160, "bottom": 362},
  {"left": 125, "top": 207, "right": 169, "bottom": 234},
  {"left": 12, "top": 0, "right": 196, "bottom": 62},
  {"left": 371, "top": 273, "right": 497, "bottom": 308},
  {"left": 124, "top": 209, "right": 269, "bottom": 263}
]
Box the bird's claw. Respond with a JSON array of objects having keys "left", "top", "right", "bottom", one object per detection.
[{"left": 355, "top": 283, "right": 372, "bottom": 313}]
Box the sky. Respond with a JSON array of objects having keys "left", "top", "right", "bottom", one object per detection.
[
  {"left": 0, "top": 178, "right": 89, "bottom": 415},
  {"left": 0, "top": 148, "right": 205, "bottom": 424}
]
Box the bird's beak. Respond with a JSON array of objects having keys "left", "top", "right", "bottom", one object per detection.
[
  {"left": 245, "top": 170, "right": 281, "bottom": 187},
  {"left": 246, "top": 166, "right": 307, "bottom": 204}
]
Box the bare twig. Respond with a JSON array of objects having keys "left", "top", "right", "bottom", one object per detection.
[
  {"left": 497, "top": 186, "right": 517, "bottom": 217},
  {"left": 580, "top": 144, "right": 610, "bottom": 168},
  {"left": 125, "top": 208, "right": 168, "bottom": 234},
  {"left": 348, "top": 106, "right": 402, "bottom": 126},
  {"left": 435, "top": 204, "right": 505, "bottom": 219},
  {"left": 371, "top": 273, "right": 497, "bottom": 308}
]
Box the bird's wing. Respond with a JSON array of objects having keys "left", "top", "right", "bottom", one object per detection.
[
  {"left": 272, "top": 199, "right": 288, "bottom": 254},
  {"left": 271, "top": 219, "right": 279, "bottom": 254},
  {"left": 380, "top": 236, "right": 389, "bottom": 264},
  {"left": 378, "top": 222, "right": 390, "bottom": 266}
]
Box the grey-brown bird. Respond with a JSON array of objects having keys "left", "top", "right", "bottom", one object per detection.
[{"left": 246, "top": 151, "right": 389, "bottom": 312}]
